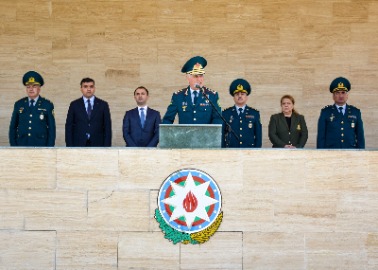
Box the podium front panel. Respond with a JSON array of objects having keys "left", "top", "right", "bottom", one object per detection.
[{"left": 159, "top": 124, "right": 222, "bottom": 148}]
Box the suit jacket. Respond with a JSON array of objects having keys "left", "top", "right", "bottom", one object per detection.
[
  {"left": 65, "top": 96, "right": 112, "bottom": 147},
  {"left": 9, "top": 96, "right": 56, "bottom": 146},
  {"left": 122, "top": 107, "right": 161, "bottom": 147},
  {"left": 317, "top": 104, "right": 364, "bottom": 149},
  {"left": 222, "top": 105, "right": 262, "bottom": 148},
  {"left": 162, "top": 86, "right": 222, "bottom": 124},
  {"left": 268, "top": 112, "right": 308, "bottom": 148}
]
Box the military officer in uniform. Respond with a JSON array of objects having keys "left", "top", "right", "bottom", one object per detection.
[
  {"left": 162, "top": 56, "right": 222, "bottom": 124},
  {"left": 9, "top": 71, "right": 56, "bottom": 146},
  {"left": 316, "top": 77, "right": 365, "bottom": 149},
  {"left": 222, "top": 78, "right": 262, "bottom": 148}
]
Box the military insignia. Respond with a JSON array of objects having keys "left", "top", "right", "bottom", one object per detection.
[
  {"left": 297, "top": 124, "right": 301, "bottom": 131},
  {"left": 27, "top": 77, "right": 36, "bottom": 84},
  {"left": 246, "top": 115, "right": 254, "bottom": 119},
  {"left": 248, "top": 122, "right": 253, "bottom": 128},
  {"left": 330, "top": 114, "right": 335, "bottom": 122},
  {"left": 182, "top": 106, "right": 187, "bottom": 112},
  {"left": 40, "top": 113, "right": 44, "bottom": 120},
  {"left": 348, "top": 115, "right": 357, "bottom": 119},
  {"left": 229, "top": 115, "right": 233, "bottom": 123},
  {"left": 19, "top": 107, "right": 24, "bottom": 113},
  {"left": 155, "top": 168, "right": 223, "bottom": 245},
  {"left": 351, "top": 122, "right": 355, "bottom": 128},
  {"left": 194, "top": 63, "right": 202, "bottom": 69}
]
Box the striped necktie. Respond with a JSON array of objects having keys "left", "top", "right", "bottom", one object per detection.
[{"left": 140, "top": 108, "right": 145, "bottom": 128}]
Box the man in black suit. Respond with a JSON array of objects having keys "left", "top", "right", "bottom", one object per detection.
[
  {"left": 122, "top": 86, "right": 161, "bottom": 147},
  {"left": 65, "top": 77, "right": 112, "bottom": 147}
]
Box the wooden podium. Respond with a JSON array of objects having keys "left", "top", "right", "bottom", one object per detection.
[{"left": 159, "top": 124, "right": 222, "bottom": 148}]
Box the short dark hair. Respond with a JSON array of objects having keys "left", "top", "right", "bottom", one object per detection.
[
  {"left": 134, "top": 86, "right": 149, "bottom": 95},
  {"left": 80, "top": 77, "right": 95, "bottom": 86}
]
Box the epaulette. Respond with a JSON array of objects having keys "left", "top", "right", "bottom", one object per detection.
[
  {"left": 222, "top": 106, "right": 233, "bottom": 112},
  {"left": 321, "top": 105, "right": 333, "bottom": 110},
  {"left": 174, "top": 88, "right": 187, "bottom": 95},
  {"left": 203, "top": 86, "right": 217, "bottom": 94},
  {"left": 41, "top": 96, "right": 53, "bottom": 104},
  {"left": 246, "top": 106, "right": 259, "bottom": 112}
]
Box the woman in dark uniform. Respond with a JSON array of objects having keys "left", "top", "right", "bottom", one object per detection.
[{"left": 268, "top": 95, "right": 308, "bottom": 148}]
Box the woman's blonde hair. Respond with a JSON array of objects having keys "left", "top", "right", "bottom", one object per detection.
[{"left": 280, "top": 94, "right": 297, "bottom": 114}]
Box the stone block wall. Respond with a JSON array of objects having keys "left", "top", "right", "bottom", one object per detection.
[
  {"left": 0, "top": 1, "right": 378, "bottom": 147},
  {"left": 1, "top": 148, "right": 378, "bottom": 269}
]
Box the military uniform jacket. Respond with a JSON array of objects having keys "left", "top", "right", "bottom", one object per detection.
[
  {"left": 268, "top": 112, "right": 308, "bottom": 148},
  {"left": 317, "top": 104, "right": 365, "bottom": 149},
  {"left": 162, "top": 86, "right": 222, "bottom": 124},
  {"left": 9, "top": 96, "right": 56, "bottom": 146},
  {"left": 222, "top": 105, "right": 262, "bottom": 148}
]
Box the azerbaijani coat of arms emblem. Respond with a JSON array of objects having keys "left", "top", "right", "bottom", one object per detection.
[{"left": 155, "top": 168, "right": 223, "bottom": 244}]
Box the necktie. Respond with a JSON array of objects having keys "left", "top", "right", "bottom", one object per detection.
[
  {"left": 238, "top": 108, "right": 243, "bottom": 116},
  {"left": 193, "top": 91, "right": 198, "bottom": 105},
  {"left": 87, "top": 99, "right": 92, "bottom": 118},
  {"left": 30, "top": 99, "right": 34, "bottom": 107},
  {"left": 140, "top": 108, "right": 145, "bottom": 128},
  {"left": 338, "top": 107, "right": 343, "bottom": 115}
]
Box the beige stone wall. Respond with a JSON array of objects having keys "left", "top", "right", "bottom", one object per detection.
[
  {"left": 0, "top": 0, "right": 377, "bottom": 148},
  {"left": 1, "top": 148, "right": 378, "bottom": 269}
]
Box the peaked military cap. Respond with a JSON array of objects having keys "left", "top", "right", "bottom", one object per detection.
[
  {"left": 181, "top": 56, "right": 207, "bottom": 75},
  {"left": 23, "top": 71, "right": 44, "bottom": 86},
  {"left": 329, "top": 77, "right": 350, "bottom": 93},
  {"left": 229, "top": 78, "right": 251, "bottom": 96}
]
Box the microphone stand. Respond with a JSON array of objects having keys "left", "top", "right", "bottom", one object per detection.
[{"left": 197, "top": 86, "right": 240, "bottom": 147}]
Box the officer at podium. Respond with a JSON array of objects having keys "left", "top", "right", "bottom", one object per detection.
[
  {"left": 316, "top": 77, "right": 365, "bottom": 149},
  {"left": 162, "top": 56, "right": 222, "bottom": 124},
  {"left": 9, "top": 71, "right": 56, "bottom": 146},
  {"left": 222, "top": 78, "right": 262, "bottom": 148}
]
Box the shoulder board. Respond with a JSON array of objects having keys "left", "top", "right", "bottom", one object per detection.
[
  {"left": 348, "top": 104, "right": 358, "bottom": 109},
  {"left": 203, "top": 87, "right": 217, "bottom": 94},
  {"left": 246, "top": 106, "right": 259, "bottom": 112},
  {"left": 41, "top": 97, "right": 53, "bottom": 104},
  {"left": 222, "top": 106, "right": 234, "bottom": 112},
  {"left": 174, "top": 88, "right": 187, "bottom": 95},
  {"left": 321, "top": 105, "right": 333, "bottom": 110}
]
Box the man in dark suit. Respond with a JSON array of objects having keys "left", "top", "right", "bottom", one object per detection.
[
  {"left": 162, "top": 56, "right": 222, "bottom": 124},
  {"left": 317, "top": 77, "right": 365, "bottom": 149},
  {"left": 9, "top": 71, "right": 56, "bottom": 147},
  {"left": 222, "top": 78, "right": 262, "bottom": 148},
  {"left": 122, "top": 86, "right": 161, "bottom": 147},
  {"left": 65, "top": 77, "right": 112, "bottom": 147}
]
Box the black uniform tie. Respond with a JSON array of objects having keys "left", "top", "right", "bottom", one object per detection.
[
  {"left": 338, "top": 106, "right": 343, "bottom": 115},
  {"left": 30, "top": 99, "right": 34, "bottom": 107},
  {"left": 193, "top": 91, "right": 198, "bottom": 105},
  {"left": 238, "top": 108, "right": 243, "bottom": 116}
]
